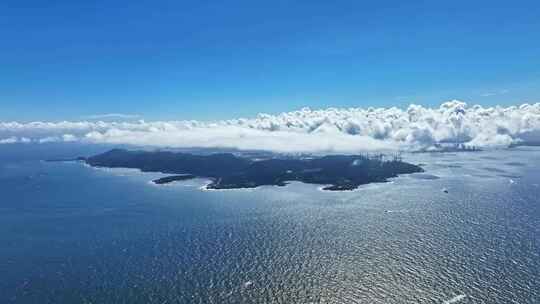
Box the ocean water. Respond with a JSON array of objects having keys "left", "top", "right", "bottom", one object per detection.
[{"left": 1, "top": 144, "right": 539, "bottom": 303}]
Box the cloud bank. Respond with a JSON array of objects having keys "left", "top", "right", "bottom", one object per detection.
[{"left": 1, "top": 101, "right": 539, "bottom": 153}]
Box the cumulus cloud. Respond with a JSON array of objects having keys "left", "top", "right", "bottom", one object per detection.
[{"left": 1, "top": 101, "right": 539, "bottom": 153}]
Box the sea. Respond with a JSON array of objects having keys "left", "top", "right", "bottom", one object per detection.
[{"left": 0, "top": 143, "right": 539, "bottom": 303}]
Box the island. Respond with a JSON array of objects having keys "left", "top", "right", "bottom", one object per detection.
[
  {"left": 152, "top": 174, "right": 196, "bottom": 185},
  {"left": 83, "top": 149, "right": 424, "bottom": 191}
]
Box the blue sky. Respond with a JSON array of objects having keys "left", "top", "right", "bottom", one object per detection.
[{"left": 1, "top": 0, "right": 539, "bottom": 121}]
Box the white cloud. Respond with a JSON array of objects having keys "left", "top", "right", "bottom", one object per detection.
[
  {"left": 62, "top": 134, "right": 78, "bottom": 142},
  {"left": 0, "top": 136, "right": 32, "bottom": 144},
  {"left": 1, "top": 100, "right": 539, "bottom": 152},
  {"left": 39, "top": 136, "right": 61, "bottom": 143},
  {"left": 83, "top": 113, "right": 141, "bottom": 120},
  {"left": 480, "top": 89, "right": 509, "bottom": 97},
  {"left": 0, "top": 136, "right": 18, "bottom": 144}
]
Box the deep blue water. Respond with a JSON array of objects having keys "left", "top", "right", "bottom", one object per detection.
[{"left": 1, "top": 144, "right": 539, "bottom": 303}]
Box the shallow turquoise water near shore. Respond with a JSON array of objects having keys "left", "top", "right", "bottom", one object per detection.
[{"left": 1, "top": 144, "right": 539, "bottom": 303}]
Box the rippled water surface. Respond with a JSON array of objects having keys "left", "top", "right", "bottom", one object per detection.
[{"left": 1, "top": 144, "right": 539, "bottom": 303}]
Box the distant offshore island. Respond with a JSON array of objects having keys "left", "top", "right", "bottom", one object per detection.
[{"left": 79, "top": 149, "right": 424, "bottom": 191}]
